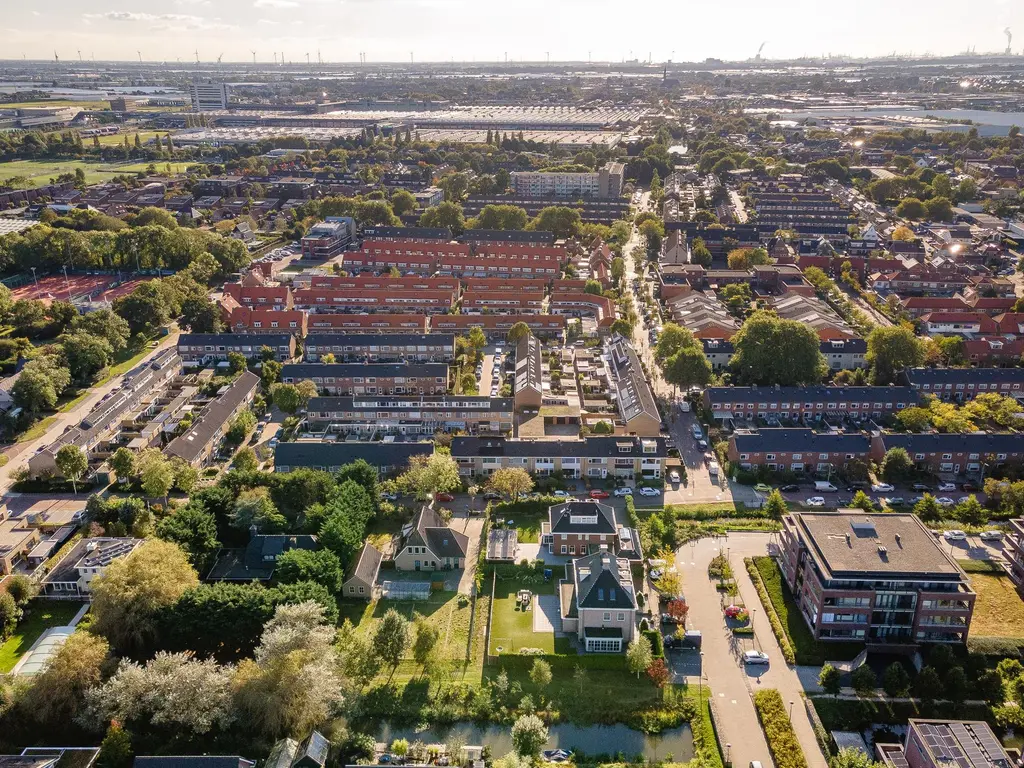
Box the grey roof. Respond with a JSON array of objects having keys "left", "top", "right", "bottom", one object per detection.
[
  {"left": 207, "top": 534, "right": 318, "bottom": 581},
  {"left": 408, "top": 506, "right": 468, "bottom": 558},
  {"left": 308, "top": 395, "right": 513, "bottom": 414},
  {"left": 878, "top": 432, "right": 1024, "bottom": 455},
  {"left": 701, "top": 338, "right": 868, "bottom": 356},
  {"left": 460, "top": 229, "right": 555, "bottom": 244},
  {"left": 515, "top": 333, "right": 543, "bottom": 394},
  {"left": 134, "top": 759, "right": 255, "bottom": 768},
  {"left": 606, "top": 335, "right": 659, "bottom": 425},
  {"left": 362, "top": 226, "right": 451, "bottom": 239},
  {"left": 487, "top": 528, "right": 519, "bottom": 561},
  {"left": 451, "top": 435, "right": 667, "bottom": 459},
  {"left": 346, "top": 543, "right": 383, "bottom": 586},
  {"left": 280, "top": 362, "right": 448, "bottom": 380},
  {"left": 165, "top": 371, "right": 259, "bottom": 464},
  {"left": 274, "top": 440, "right": 432, "bottom": 471},
  {"left": 43, "top": 537, "right": 143, "bottom": 586},
  {"left": 549, "top": 501, "right": 618, "bottom": 535},
  {"left": 908, "top": 720, "right": 1012, "bottom": 768},
  {"left": 791, "top": 512, "right": 965, "bottom": 581},
  {"left": 572, "top": 551, "right": 636, "bottom": 609},
  {"left": 179, "top": 333, "right": 292, "bottom": 347},
  {"left": 305, "top": 333, "right": 454, "bottom": 349},
  {"left": 903, "top": 367, "right": 1024, "bottom": 385},
  {"left": 731, "top": 429, "right": 871, "bottom": 454},
  {"left": 706, "top": 386, "right": 917, "bottom": 405}
]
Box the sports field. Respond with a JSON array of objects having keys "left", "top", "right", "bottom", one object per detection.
[
  {"left": 0, "top": 159, "right": 201, "bottom": 187},
  {"left": 12, "top": 274, "right": 143, "bottom": 305}
]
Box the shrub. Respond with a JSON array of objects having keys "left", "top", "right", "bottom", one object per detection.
[
  {"left": 745, "top": 558, "right": 796, "bottom": 664},
  {"left": 643, "top": 629, "right": 664, "bottom": 659},
  {"left": 754, "top": 689, "right": 808, "bottom": 768},
  {"left": 851, "top": 665, "right": 878, "bottom": 695}
]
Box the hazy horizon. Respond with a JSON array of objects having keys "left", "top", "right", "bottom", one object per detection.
[{"left": 4, "top": 0, "right": 1024, "bottom": 66}]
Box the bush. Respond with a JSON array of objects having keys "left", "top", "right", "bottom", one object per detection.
[
  {"left": 851, "top": 665, "right": 878, "bottom": 695},
  {"left": 643, "top": 629, "right": 664, "bottom": 659},
  {"left": 754, "top": 689, "right": 808, "bottom": 768},
  {"left": 745, "top": 558, "right": 796, "bottom": 665}
]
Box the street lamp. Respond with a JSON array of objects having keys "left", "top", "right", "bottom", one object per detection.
[
  {"left": 789, "top": 700, "right": 795, "bottom": 720},
  {"left": 698, "top": 650, "right": 705, "bottom": 699},
  {"left": 30, "top": 266, "right": 37, "bottom": 287},
  {"left": 725, "top": 744, "right": 731, "bottom": 767}
]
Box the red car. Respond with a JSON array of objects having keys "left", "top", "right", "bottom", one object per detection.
[
  {"left": 724, "top": 605, "right": 743, "bottom": 618},
  {"left": 435, "top": 492, "right": 455, "bottom": 502},
  {"left": 589, "top": 489, "right": 610, "bottom": 499}
]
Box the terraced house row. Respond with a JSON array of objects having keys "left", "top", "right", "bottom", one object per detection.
[{"left": 305, "top": 395, "right": 514, "bottom": 436}]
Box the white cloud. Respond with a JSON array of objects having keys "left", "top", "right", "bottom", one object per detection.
[
  {"left": 254, "top": 0, "right": 299, "bottom": 7},
  {"left": 84, "top": 11, "right": 204, "bottom": 22}
]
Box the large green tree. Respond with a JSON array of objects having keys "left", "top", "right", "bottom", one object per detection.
[
  {"left": 866, "top": 326, "right": 925, "bottom": 384},
  {"left": 730, "top": 311, "right": 826, "bottom": 386}
]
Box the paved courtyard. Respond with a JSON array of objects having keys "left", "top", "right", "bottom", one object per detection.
[{"left": 533, "top": 594, "right": 562, "bottom": 633}]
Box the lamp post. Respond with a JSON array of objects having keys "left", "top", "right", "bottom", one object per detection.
[
  {"left": 30, "top": 266, "right": 37, "bottom": 287},
  {"left": 698, "top": 650, "right": 705, "bottom": 699},
  {"left": 725, "top": 744, "right": 731, "bottom": 767},
  {"left": 789, "top": 700, "right": 795, "bottom": 720}
]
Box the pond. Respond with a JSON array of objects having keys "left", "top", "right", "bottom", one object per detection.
[{"left": 375, "top": 721, "right": 693, "bottom": 761}]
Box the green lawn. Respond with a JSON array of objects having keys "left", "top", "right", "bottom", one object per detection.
[
  {"left": 750, "top": 556, "right": 861, "bottom": 665},
  {"left": 0, "top": 600, "right": 85, "bottom": 673},
  {"left": 0, "top": 159, "right": 123, "bottom": 187},
  {"left": 94, "top": 131, "right": 169, "bottom": 147},
  {"left": 963, "top": 571, "right": 1024, "bottom": 638},
  {"left": 114, "top": 162, "right": 197, "bottom": 174},
  {"left": 488, "top": 566, "right": 567, "bottom": 656}
]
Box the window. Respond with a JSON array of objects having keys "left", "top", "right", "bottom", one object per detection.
[
  {"left": 603, "top": 612, "right": 611, "bottom": 621},
  {"left": 617, "top": 612, "right": 625, "bottom": 621}
]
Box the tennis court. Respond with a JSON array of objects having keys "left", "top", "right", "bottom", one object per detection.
[{"left": 11, "top": 274, "right": 142, "bottom": 305}]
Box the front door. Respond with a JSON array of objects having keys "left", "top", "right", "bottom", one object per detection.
[{"left": 414, "top": 560, "right": 420, "bottom": 571}]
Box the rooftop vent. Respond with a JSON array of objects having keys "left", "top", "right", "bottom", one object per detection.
[{"left": 851, "top": 519, "right": 877, "bottom": 537}]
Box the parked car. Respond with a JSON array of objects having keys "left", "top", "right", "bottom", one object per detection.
[
  {"left": 614, "top": 486, "right": 634, "bottom": 497},
  {"left": 912, "top": 483, "right": 931, "bottom": 491},
  {"left": 936, "top": 497, "right": 956, "bottom": 507},
  {"left": 589, "top": 489, "right": 610, "bottom": 499},
  {"left": 661, "top": 612, "right": 685, "bottom": 624},
  {"left": 871, "top": 483, "right": 895, "bottom": 493},
  {"left": 961, "top": 482, "right": 980, "bottom": 492},
  {"left": 268, "top": 437, "right": 279, "bottom": 448},
  {"left": 380, "top": 491, "right": 399, "bottom": 502},
  {"left": 883, "top": 497, "right": 906, "bottom": 507},
  {"left": 552, "top": 490, "right": 570, "bottom": 498},
  {"left": 435, "top": 492, "right": 455, "bottom": 502},
  {"left": 483, "top": 491, "right": 503, "bottom": 501},
  {"left": 753, "top": 484, "right": 772, "bottom": 493},
  {"left": 742, "top": 650, "right": 770, "bottom": 665},
  {"left": 669, "top": 470, "right": 681, "bottom": 483},
  {"left": 780, "top": 484, "right": 800, "bottom": 492},
  {"left": 980, "top": 530, "right": 1004, "bottom": 541},
  {"left": 943, "top": 529, "right": 968, "bottom": 541},
  {"left": 938, "top": 482, "right": 958, "bottom": 492},
  {"left": 697, "top": 439, "right": 709, "bottom": 449},
  {"left": 638, "top": 487, "right": 661, "bottom": 497},
  {"left": 805, "top": 496, "right": 826, "bottom": 507}
]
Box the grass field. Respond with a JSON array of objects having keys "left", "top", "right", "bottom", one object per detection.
[
  {"left": 0, "top": 100, "right": 109, "bottom": 109},
  {"left": 0, "top": 159, "right": 200, "bottom": 187},
  {"left": 488, "top": 566, "right": 567, "bottom": 656},
  {"left": 965, "top": 571, "right": 1024, "bottom": 637},
  {"left": 94, "top": 131, "right": 169, "bottom": 147},
  {"left": 0, "top": 600, "right": 85, "bottom": 673},
  {"left": 115, "top": 161, "right": 197, "bottom": 174}
]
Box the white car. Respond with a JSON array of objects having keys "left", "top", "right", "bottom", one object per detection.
[
  {"left": 871, "top": 483, "right": 895, "bottom": 493},
  {"left": 936, "top": 497, "right": 956, "bottom": 507},
  {"left": 614, "top": 486, "right": 634, "bottom": 497},
  {"left": 805, "top": 497, "right": 826, "bottom": 507},
  {"left": 552, "top": 490, "right": 570, "bottom": 498},
  {"left": 938, "top": 482, "right": 958, "bottom": 492},
  {"left": 742, "top": 650, "right": 770, "bottom": 665},
  {"left": 669, "top": 470, "right": 681, "bottom": 483},
  {"left": 943, "top": 530, "right": 968, "bottom": 541},
  {"left": 980, "top": 530, "right": 1003, "bottom": 541},
  {"left": 638, "top": 487, "right": 662, "bottom": 497}
]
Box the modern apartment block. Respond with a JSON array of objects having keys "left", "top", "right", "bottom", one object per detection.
[
  {"left": 779, "top": 512, "right": 975, "bottom": 643},
  {"left": 300, "top": 217, "right": 355, "bottom": 260},
  {"left": 305, "top": 395, "right": 513, "bottom": 436},
  {"left": 190, "top": 82, "right": 230, "bottom": 111},
  {"left": 510, "top": 161, "right": 625, "bottom": 199},
  {"left": 1007, "top": 519, "right": 1024, "bottom": 586},
  {"left": 606, "top": 336, "right": 661, "bottom": 436},
  {"left": 877, "top": 719, "right": 1015, "bottom": 768},
  {"left": 450, "top": 436, "right": 667, "bottom": 480}
]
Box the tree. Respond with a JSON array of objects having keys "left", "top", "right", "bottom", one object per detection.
[
  {"left": 897, "top": 406, "right": 932, "bottom": 432},
  {"left": 727, "top": 247, "right": 770, "bottom": 271},
  {"left": 896, "top": 197, "right": 926, "bottom": 220},
  {"left": 915, "top": 666, "right": 942, "bottom": 703},
  {"left": 945, "top": 666, "right": 968, "bottom": 704},
  {"left": 391, "top": 189, "right": 418, "bottom": 216},
  {"left": 374, "top": 608, "right": 410, "bottom": 681},
  {"left": 138, "top": 449, "right": 174, "bottom": 502},
  {"left": 975, "top": 669, "right": 1005, "bottom": 705},
  {"left": 270, "top": 382, "right": 302, "bottom": 414},
  {"left": 275, "top": 548, "right": 344, "bottom": 593},
  {"left": 19, "top": 631, "right": 108, "bottom": 724},
  {"left": 156, "top": 505, "right": 220, "bottom": 569},
  {"left": 819, "top": 663, "right": 842, "bottom": 696},
  {"left": 664, "top": 346, "right": 713, "bottom": 393},
  {"left": 955, "top": 495, "right": 986, "bottom": 526},
  {"left": 529, "top": 658, "right": 552, "bottom": 689},
  {"left": 531, "top": 206, "right": 582, "bottom": 239},
  {"left": 486, "top": 467, "right": 534, "bottom": 502},
  {"left": 626, "top": 634, "right": 653, "bottom": 679},
  {"left": 233, "top": 602, "right": 345, "bottom": 737},
  {"left": 61, "top": 331, "right": 114, "bottom": 381},
  {"left": 233, "top": 487, "right": 287, "bottom": 532},
  {"left": 0, "top": 592, "right": 19, "bottom": 641},
  {"left": 179, "top": 296, "right": 223, "bottom": 333},
  {"left": 412, "top": 614, "right": 440, "bottom": 668},
  {"left": 647, "top": 658, "right": 671, "bottom": 688},
  {"left": 511, "top": 713, "right": 548, "bottom": 758},
  {"left": 866, "top": 326, "right": 925, "bottom": 385},
  {"left": 611, "top": 257, "right": 626, "bottom": 285},
  {"left": 110, "top": 446, "right": 137, "bottom": 485},
  {"left": 924, "top": 196, "right": 953, "bottom": 222},
  {"left": 397, "top": 453, "right": 461, "bottom": 499},
  {"left": 232, "top": 446, "right": 258, "bottom": 473},
  {"left": 851, "top": 664, "right": 877, "bottom": 695},
  {"left": 609, "top": 318, "right": 633, "bottom": 337},
  {"left": 419, "top": 201, "right": 465, "bottom": 235},
  {"left": 690, "top": 237, "right": 713, "bottom": 267},
  {"left": 639, "top": 219, "right": 664, "bottom": 255},
  {"left": 90, "top": 539, "right": 199, "bottom": 652},
  {"left": 227, "top": 351, "right": 248, "bottom": 375},
  {"left": 731, "top": 311, "right": 827, "bottom": 386},
  {"left": 665, "top": 598, "right": 690, "bottom": 624},
  {"left": 654, "top": 324, "right": 698, "bottom": 364},
  {"left": 55, "top": 443, "right": 88, "bottom": 493},
  {"left": 830, "top": 749, "right": 885, "bottom": 768},
  {"left": 96, "top": 722, "right": 133, "bottom": 768},
  {"left": 227, "top": 409, "right": 257, "bottom": 444},
  {"left": 881, "top": 447, "right": 913, "bottom": 483},
  {"left": 472, "top": 204, "right": 528, "bottom": 230},
  {"left": 262, "top": 359, "right": 282, "bottom": 388},
  {"left": 507, "top": 322, "right": 530, "bottom": 345},
  {"left": 13, "top": 358, "right": 71, "bottom": 412},
  {"left": 883, "top": 661, "right": 911, "bottom": 697},
  {"left": 4, "top": 573, "right": 37, "bottom": 606},
  {"left": 913, "top": 494, "right": 943, "bottom": 523},
  {"left": 296, "top": 379, "right": 319, "bottom": 408},
  {"left": 584, "top": 279, "right": 603, "bottom": 295},
  {"left": 763, "top": 489, "right": 788, "bottom": 519}
]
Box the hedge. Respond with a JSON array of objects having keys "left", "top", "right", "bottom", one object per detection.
[
  {"left": 643, "top": 629, "right": 665, "bottom": 659},
  {"left": 753, "top": 689, "right": 808, "bottom": 768},
  {"left": 967, "top": 636, "right": 1024, "bottom": 658},
  {"left": 957, "top": 559, "right": 1006, "bottom": 574},
  {"left": 745, "top": 558, "right": 797, "bottom": 664}
]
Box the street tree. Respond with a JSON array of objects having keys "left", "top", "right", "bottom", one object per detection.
[
  {"left": 234, "top": 446, "right": 259, "bottom": 473},
  {"left": 398, "top": 453, "right": 461, "bottom": 499},
  {"left": 913, "top": 494, "right": 942, "bottom": 523},
  {"left": 731, "top": 311, "right": 827, "bottom": 386},
  {"left": 880, "top": 447, "right": 913, "bottom": 483},
  {"left": 110, "top": 447, "right": 137, "bottom": 485},
  {"left": 851, "top": 664, "right": 877, "bottom": 695},
  {"left": 55, "top": 444, "right": 88, "bottom": 494},
  {"left": 763, "top": 489, "right": 788, "bottom": 519},
  {"left": 883, "top": 662, "right": 911, "bottom": 697},
  {"left": 270, "top": 382, "right": 302, "bottom": 414},
  {"left": 61, "top": 331, "right": 114, "bottom": 382},
  {"left": 507, "top": 322, "right": 531, "bottom": 345},
  {"left": 866, "top": 326, "right": 925, "bottom": 385},
  {"left": 915, "top": 666, "right": 943, "bottom": 703},
  {"left": 819, "top": 664, "right": 841, "bottom": 696},
  {"left": 485, "top": 467, "right": 534, "bottom": 502},
  {"left": 663, "top": 346, "right": 712, "bottom": 394}
]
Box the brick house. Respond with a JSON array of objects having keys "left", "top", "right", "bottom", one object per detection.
[
  {"left": 727, "top": 429, "right": 871, "bottom": 473},
  {"left": 226, "top": 307, "right": 306, "bottom": 336},
  {"left": 869, "top": 432, "right": 1024, "bottom": 476},
  {"left": 559, "top": 551, "right": 638, "bottom": 653},
  {"left": 778, "top": 512, "right": 975, "bottom": 643},
  {"left": 705, "top": 386, "right": 917, "bottom": 423},
  {"left": 305, "top": 314, "right": 429, "bottom": 333},
  {"left": 222, "top": 284, "right": 292, "bottom": 310},
  {"left": 430, "top": 314, "right": 566, "bottom": 340},
  {"left": 279, "top": 362, "right": 448, "bottom": 396},
  {"left": 292, "top": 289, "right": 457, "bottom": 314},
  {"left": 541, "top": 500, "right": 642, "bottom": 560},
  {"left": 303, "top": 333, "right": 455, "bottom": 363},
  {"left": 902, "top": 367, "right": 1024, "bottom": 402},
  {"left": 1007, "top": 519, "right": 1024, "bottom": 587},
  {"left": 178, "top": 333, "right": 295, "bottom": 363}
]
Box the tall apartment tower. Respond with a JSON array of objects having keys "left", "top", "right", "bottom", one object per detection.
[
  {"left": 190, "top": 82, "right": 230, "bottom": 112},
  {"left": 599, "top": 161, "right": 626, "bottom": 198}
]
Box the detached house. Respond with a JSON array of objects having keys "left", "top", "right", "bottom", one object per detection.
[
  {"left": 541, "top": 500, "right": 642, "bottom": 560},
  {"left": 342, "top": 543, "right": 383, "bottom": 600},
  {"left": 394, "top": 506, "right": 468, "bottom": 571},
  {"left": 560, "top": 551, "right": 638, "bottom": 653}
]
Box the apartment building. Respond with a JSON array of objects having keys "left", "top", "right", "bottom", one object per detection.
[
  {"left": 178, "top": 333, "right": 295, "bottom": 363},
  {"left": 300, "top": 217, "right": 355, "bottom": 260},
  {"left": 666, "top": 292, "right": 740, "bottom": 339},
  {"left": 964, "top": 336, "right": 1024, "bottom": 365},
  {"left": 360, "top": 226, "right": 451, "bottom": 242},
  {"left": 778, "top": 512, "right": 975, "bottom": 643},
  {"left": 877, "top": 719, "right": 1015, "bottom": 768},
  {"left": 920, "top": 312, "right": 997, "bottom": 336},
  {"left": 304, "top": 334, "right": 455, "bottom": 363},
  {"left": 441, "top": 250, "right": 563, "bottom": 278},
  {"left": 511, "top": 161, "right": 624, "bottom": 199},
  {"left": 165, "top": 371, "right": 260, "bottom": 468},
  {"left": 462, "top": 290, "right": 545, "bottom": 314},
  {"left": 705, "top": 386, "right": 917, "bottom": 423},
  {"left": 560, "top": 551, "right": 638, "bottom": 653},
  {"left": 190, "top": 82, "right": 229, "bottom": 111},
  {"left": 606, "top": 336, "right": 661, "bottom": 436},
  {"left": 430, "top": 314, "right": 566, "bottom": 340},
  {"left": 225, "top": 307, "right": 306, "bottom": 336},
  {"left": 222, "top": 284, "right": 292, "bottom": 311},
  {"left": 305, "top": 314, "right": 429, "bottom": 334},
  {"left": 541, "top": 501, "right": 642, "bottom": 560},
  {"left": 870, "top": 432, "right": 1024, "bottom": 476},
  {"left": 279, "top": 362, "right": 448, "bottom": 395},
  {"left": 462, "top": 277, "right": 549, "bottom": 293},
  {"left": 273, "top": 440, "right": 433, "bottom": 475},
  {"left": 306, "top": 395, "right": 513, "bottom": 436},
  {"left": 869, "top": 267, "right": 970, "bottom": 296},
  {"left": 450, "top": 436, "right": 668, "bottom": 480},
  {"left": 1007, "top": 519, "right": 1024, "bottom": 586},
  {"left": 292, "top": 288, "right": 457, "bottom": 315},
  {"left": 727, "top": 429, "right": 871, "bottom": 473},
  {"left": 514, "top": 333, "right": 544, "bottom": 410},
  {"left": 902, "top": 367, "right": 1024, "bottom": 402},
  {"left": 550, "top": 293, "right": 616, "bottom": 325},
  {"left": 768, "top": 293, "right": 857, "bottom": 341}
]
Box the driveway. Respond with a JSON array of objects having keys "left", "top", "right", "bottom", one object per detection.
[{"left": 447, "top": 504, "right": 485, "bottom": 595}]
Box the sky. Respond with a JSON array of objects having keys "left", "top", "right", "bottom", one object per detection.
[{"left": 4, "top": 0, "right": 1024, "bottom": 65}]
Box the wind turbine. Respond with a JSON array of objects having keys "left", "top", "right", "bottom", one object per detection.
[
  {"left": 251, "top": 50, "right": 257, "bottom": 64},
  {"left": 273, "top": 52, "right": 278, "bottom": 64},
  {"left": 77, "top": 49, "right": 82, "bottom": 62},
  {"left": 54, "top": 51, "right": 59, "bottom": 63},
  {"left": 137, "top": 50, "right": 142, "bottom": 63},
  {"left": 305, "top": 52, "right": 310, "bottom": 65},
  {"left": 194, "top": 49, "right": 200, "bottom": 65},
  {"left": 217, "top": 53, "right": 224, "bottom": 64}
]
